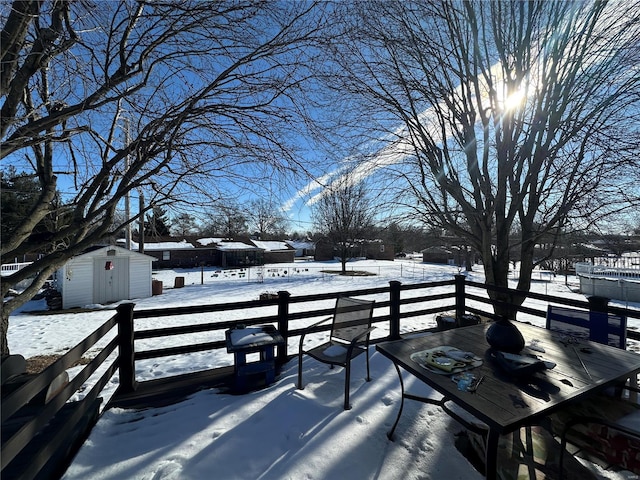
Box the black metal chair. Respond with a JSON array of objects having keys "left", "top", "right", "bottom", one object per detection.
[
  {"left": 297, "top": 297, "right": 375, "bottom": 410},
  {"left": 557, "top": 386, "right": 640, "bottom": 478}
]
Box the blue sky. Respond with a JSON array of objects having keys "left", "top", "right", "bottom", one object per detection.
[{"left": 3, "top": 1, "right": 638, "bottom": 237}]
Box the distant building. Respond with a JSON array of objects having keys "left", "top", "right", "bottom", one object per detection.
[
  {"left": 250, "top": 240, "right": 295, "bottom": 263},
  {"left": 207, "top": 239, "right": 263, "bottom": 268},
  {"left": 314, "top": 238, "right": 394, "bottom": 261},
  {"left": 421, "top": 246, "right": 457, "bottom": 265},
  {"left": 284, "top": 239, "right": 316, "bottom": 258},
  {"left": 132, "top": 237, "right": 262, "bottom": 268},
  {"left": 118, "top": 236, "right": 298, "bottom": 268}
]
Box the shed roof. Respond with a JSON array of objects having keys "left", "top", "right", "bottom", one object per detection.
[{"left": 73, "top": 245, "right": 156, "bottom": 260}]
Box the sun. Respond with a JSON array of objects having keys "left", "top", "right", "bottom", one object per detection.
[{"left": 502, "top": 88, "right": 527, "bottom": 112}]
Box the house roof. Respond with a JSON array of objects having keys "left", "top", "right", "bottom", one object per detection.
[
  {"left": 214, "top": 241, "right": 260, "bottom": 251},
  {"left": 285, "top": 240, "right": 315, "bottom": 249},
  {"left": 251, "top": 240, "right": 292, "bottom": 252},
  {"left": 120, "top": 237, "right": 259, "bottom": 251},
  {"left": 137, "top": 240, "right": 195, "bottom": 251}
]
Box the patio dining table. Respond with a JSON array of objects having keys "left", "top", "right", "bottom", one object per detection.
[{"left": 376, "top": 321, "right": 640, "bottom": 480}]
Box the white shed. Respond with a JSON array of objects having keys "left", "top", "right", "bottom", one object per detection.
[{"left": 54, "top": 245, "right": 156, "bottom": 309}]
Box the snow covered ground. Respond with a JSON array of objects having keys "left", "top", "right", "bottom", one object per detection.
[{"left": 8, "top": 258, "right": 640, "bottom": 480}]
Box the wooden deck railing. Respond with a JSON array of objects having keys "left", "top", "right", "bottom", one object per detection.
[
  {"left": 2, "top": 275, "right": 639, "bottom": 480},
  {"left": 1, "top": 315, "right": 119, "bottom": 479}
]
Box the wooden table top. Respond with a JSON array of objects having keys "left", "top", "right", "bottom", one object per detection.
[{"left": 376, "top": 322, "right": 640, "bottom": 434}]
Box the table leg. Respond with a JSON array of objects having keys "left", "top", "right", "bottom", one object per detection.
[
  {"left": 484, "top": 428, "right": 499, "bottom": 480},
  {"left": 234, "top": 352, "right": 247, "bottom": 391},
  {"left": 387, "top": 362, "right": 406, "bottom": 441}
]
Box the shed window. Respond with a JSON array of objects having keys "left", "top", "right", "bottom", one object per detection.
[{"left": 163, "top": 251, "right": 170, "bottom": 261}]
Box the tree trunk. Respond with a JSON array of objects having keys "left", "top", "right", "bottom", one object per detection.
[
  {"left": 1, "top": 309, "right": 9, "bottom": 356},
  {"left": 341, "top": 248, "right": 347, "bottom": 274}
]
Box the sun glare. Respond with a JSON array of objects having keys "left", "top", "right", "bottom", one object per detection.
[{"left": 503, "top": 88, "right": 527, "bottom": 111}]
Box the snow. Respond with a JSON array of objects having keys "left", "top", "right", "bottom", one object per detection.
[
  {"left": 214, "top": 240, "right": 259, "bottom": 250},
  {"left": 8, "top": 259, "right": 639, "bottom": 480},
  {"left": 135, "top": 240, "right": 195, "bottom": 250},
  {"left": 251, "top": 240, "right": 292, "bottom": 251},
  {"left": 229, "top": 328, "right": 276, "bottom": 346}
]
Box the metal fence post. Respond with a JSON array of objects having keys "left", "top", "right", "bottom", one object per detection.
[
  {"left": 389, "top": 280, "right": 401, "bottom": 340},
  {"left": 454, "top": 274, "right": 466, "bottom": 321},
  {"left": 277, "top": 291, "right": 291, "bottom": 364},
  {"left": 116, "top": 302, "right": 137, "bottom": 393}
]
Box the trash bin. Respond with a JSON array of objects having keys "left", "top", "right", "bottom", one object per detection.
[
  {"left": 174, "top": 276, "right": 185, "bottom": 288},
  {"left": 152, "top": 280, "right": 163, "bottom": 296}
]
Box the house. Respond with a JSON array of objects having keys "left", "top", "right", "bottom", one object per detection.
[
  {"left": 53, "top": 245, "right": 155, "bottom": 309},
  {"left": 250, "top": 240, "right": 295, "bottom": 263},
  {"left": 314, "top": 238, "right": 394, "bottom": 262},
  {"left": 210, "top": 239, "right": 263, "bottom": 268},
  {"left": 136, "top": 237, "right": 263, "bottom": 268},
  {"left": 360, "top": 239, "right": 395, "bottom": 261},
  {"left": 284, "top": 239, "right": 316, "bottom": 258},
  {"left": 421, "top": 246, "right": 457, "bottom": 265}
]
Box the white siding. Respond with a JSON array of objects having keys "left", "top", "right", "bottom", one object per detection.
[
  {"left": 129, "top": 255, "right": 152, "bottom": 299},
  {"left": 61, "top": 257, "right": 94, "bottom": 309}
]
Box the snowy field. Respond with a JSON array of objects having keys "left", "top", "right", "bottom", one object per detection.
[{"left": 8, "top": 258, "right": 640, "bottom": 480}]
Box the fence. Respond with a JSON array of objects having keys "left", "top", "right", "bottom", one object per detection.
[
  {"left": 575, "top": 262, "right": 640, "bottom": 303},
  {"left": 1, "top": 262, "right": 32, "bottom": 277},
  {"left": 3, "top": 276, "right": 640, "bottom": 479},
  {"left": 155, "top": 262, "right": 458, "bottom": 286}
]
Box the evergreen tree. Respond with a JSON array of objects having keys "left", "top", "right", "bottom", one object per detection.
[{"left": 145, "top": 206, "right": 171, "bottom": 237}]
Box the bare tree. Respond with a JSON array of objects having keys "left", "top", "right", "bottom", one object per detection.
[
  {"left": 0, "top": 0, "right": 330, "bottom": 355},
  {"left": 329, "top": 0, "right": 640, "bottom": 315},
  {"left": 313, "top": 172, "right": 376, "bottom": 274},
  {"left": 204, "top": 204, "right": 249, "bottom": 238},
  {"left": 248, "top": 198, "right": 290, "bottom": 239}
]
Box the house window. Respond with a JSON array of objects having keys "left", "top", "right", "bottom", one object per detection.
[{"left": 163, "top": 251, "right": 170, "bottom": 261}]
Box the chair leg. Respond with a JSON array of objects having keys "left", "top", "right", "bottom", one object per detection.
[
  {"left": 344, "top": 360, "right": 352, "bottom": 410},
  {"left": 558, "top": 431, "right": 568, "bottom": 480},
  {"left": 365, "top": 350, "right": 371, "bottom": 382},
  {"left": 297, "top": 353, "right": 304, "bottom": 390}
]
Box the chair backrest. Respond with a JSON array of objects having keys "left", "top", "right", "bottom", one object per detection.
[
  {"left": 330, "top": 297, "right": 375, "bottom": 344},
  {"left": 546, "top": 305, "right": 627, "bottom": 349}
]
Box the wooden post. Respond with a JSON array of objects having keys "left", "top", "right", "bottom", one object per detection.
[
  {"left": 454, "top": 274, "right": 466, "bottom": 322},
  {"left": 389, "top": 281, "right": 401, "bottom": 340},
  {"left": 276, "top": 291, "right": 291, "bottom": 365},
  {"left": 116, "top": 303, "right": 137, "bottom": 393}
]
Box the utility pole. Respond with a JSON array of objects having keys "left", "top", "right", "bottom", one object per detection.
[
  {"left": 139, "top": 192, "right": 145, "bottom": 253},
  {"left": 123, "top": 117, "right": 132, "bottom": 250}
]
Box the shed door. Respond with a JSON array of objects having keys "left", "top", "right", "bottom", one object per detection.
[{"left": 94, "top": 257, "right": 130, "bottom": 304}]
